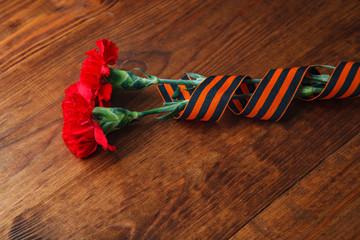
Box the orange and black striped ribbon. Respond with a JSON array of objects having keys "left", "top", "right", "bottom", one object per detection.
[{"left": 156, "top": 62, "right": 360, "bottom": 122}]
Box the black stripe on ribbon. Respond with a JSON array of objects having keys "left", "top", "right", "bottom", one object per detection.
[
  {"left": 240, "top": 69, "right": 276, "bottom": 116},
  {"left": 253, "top": 68, "right": 290, "bottom": 119},
  {"left": 268, "top": 66, "right": 308, "bottom": 121},
  {"left": 349, "top": 81, "right": 360, "bottom": 97},
  {"left": 208, "top": 76, "right": 245, "bottom": 121},
  {"left": 193, "top": 76, "right": 231, "bottom": 120},
  {"left": 247, "top": 82, "right": 256, "bottom": 93},
  {"left": 233, "top": 77, "right": 255, "bottom": 110},
  {"left": 333, "top": 62, "right": 360, "bottom": 99},
  {"left": 228, "top": 100, "right": 242, "bottom": 114},
  {"left": 317, "top": 62, "right": 346, "bottom": 99},
  {"left": 157, "top": 84, "right": 173, "bottom": 102},
  {"left": 178, "top": 76, "right": 216, "bottom": 119}
]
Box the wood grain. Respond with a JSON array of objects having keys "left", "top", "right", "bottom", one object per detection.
[
  {"left": 230, "top": 133, "right": 360, "bottom": 240},
  {"left": 0, "top": 0, "right": 359, "bottom": 239}
]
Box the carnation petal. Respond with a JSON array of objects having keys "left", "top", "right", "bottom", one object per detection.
[
  {"left": 77, "top": 81, "right": 94, "bottom": 104},
  {"left": 95, "top": 39, "right": 118, "bottom": 65},
  {"left": 94, "top": 123, "right": 116, "bottom": 152},
  {"left": 93, "top": 122, "right": 111, "bottom": 151},
  {"left": 98, "top": 83, "right": 112, "bottom": 107},
  {"left": 85, "top": 48, "right": 100, "bottom": 58},
  {"left": 62, "top": 82, "right": 100, "bottom": 158}
]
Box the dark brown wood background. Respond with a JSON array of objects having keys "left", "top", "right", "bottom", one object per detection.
[{"left": 1, "top": 0, "right": 359, "bottom": 239}]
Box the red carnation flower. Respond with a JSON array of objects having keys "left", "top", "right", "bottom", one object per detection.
[
  {"left": 62, "top": 82, "right": 115, "bottom": 158},
  {"left": 80, "top": 39, "right": 118, "bottom": 107}
]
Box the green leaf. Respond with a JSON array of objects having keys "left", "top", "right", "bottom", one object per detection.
[
  {"left": 156, "top": 112, "right": 176, "bottom": 120},
  {"left": 171, "top": 86, "right": 181, "bottom": 99},
  {"left": 156, "top": 101, "right": 187, "bottom": 120}
]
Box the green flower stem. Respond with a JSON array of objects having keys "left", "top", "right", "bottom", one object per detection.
[
  {"left": 93, "top": 65, "right": 335, "bottom": 133},
  {"left": 157, "top": 64, "right": 335, "bottom": 86},
  {"left": 295, "top": 86, "right": 324, "bottom": 98},
  {"left": 302, "top": 75, "right": 330, "bottom": 85},
  {"left": 157, "top": 79, "right": 203, "bottom": 86},
  {"left": 108, "top": 65, "right": 334, "bottom": 90},
  {"left": 92, "top": 84, "right": 325, "bottom": 134},
  {"left": 142, "top": 84, "right": 325, "bottom": 118},
  {"left": 137, "top": 84, "right": 325, "bottom": 122},
  {"left": 231, "top": 86, "right": 325, "bottom": 100},
  {"left": 92, "top": 101, "right": 188, "bottom": 133},
  {"left": 158, "top": 78, "right": 265, "bottom": 85},
  {"left": 138, "top": 101, "right": 187, "bottom": 117}
]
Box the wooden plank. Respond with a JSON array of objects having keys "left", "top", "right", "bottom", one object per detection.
[
  {"left": 230, "top": 133, "right": 360, "bottom": 240},
  {"left": 0, "top": 0, "right": 359, "bottom": 239},
  {"left": 0, "top": 0, "right": 119, "bottom": 71}
]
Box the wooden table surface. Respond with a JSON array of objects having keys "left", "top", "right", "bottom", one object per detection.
[{"left": 1, "top": 0, "right": 360, "bottom": 239}]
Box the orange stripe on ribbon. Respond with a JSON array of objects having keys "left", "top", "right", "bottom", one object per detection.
[
  {"left": 338, "top": 67, "right": 360, "bottom": 99},
  {"left": 240, "top": 83, "right": 251, "bottom": 98},
  {"left": 261, "top": 67, "right": 299, "bottom": 120},
  {"left": 164, "top": 84, "right": 175, "bottom": 101},
  {"left": 186, "top": 76, "right": 224, "bottom": 120},
  {"left": 201, "top": 76, "right": 237, "bottom": 121},
  {"left": 179, "top": 85, "right": 191, "bottom": 99},
  {"left": 245, "top": 69, "right": 283, "bottom": 118},
  {"left": 322, "top": 62, "right": 354, "bottom": 99}
]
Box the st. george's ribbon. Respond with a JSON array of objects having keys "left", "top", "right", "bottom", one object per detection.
[{"left": 157, "top": 62, "right": 360, "bottom": 122}]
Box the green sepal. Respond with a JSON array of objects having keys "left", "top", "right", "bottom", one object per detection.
[
  {"left": 134, "top": 68, "right": 159, "bottom": 83},
  {"left": 171, "top": 82, "right": 197, "bottom": 100},
  {"left": 107, "top": 69, "right": 156, "bottom": 90},
  {"left": 92, "top": 107, "right": 139, "bottom": 134},
  {"left": 185, "top": 73, "right": 206, "bottom": 79}
]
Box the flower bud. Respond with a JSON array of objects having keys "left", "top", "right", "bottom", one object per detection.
[
  {"left": 107, "top": 69, "right": 157, "bottom": 90},
  {"left": 92, "top": 107, "right": 140, "bottom": 134}
]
